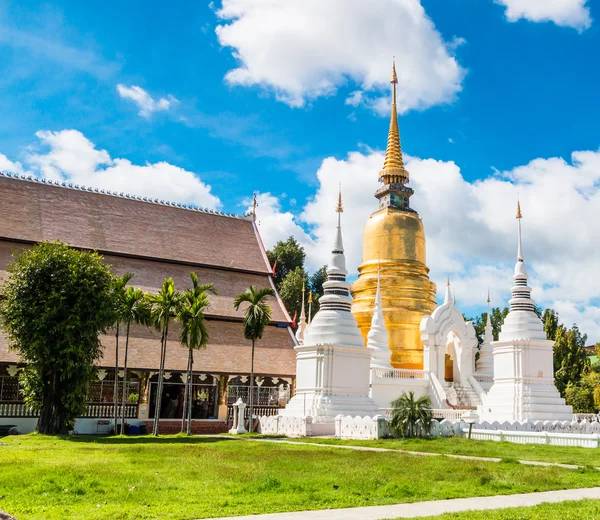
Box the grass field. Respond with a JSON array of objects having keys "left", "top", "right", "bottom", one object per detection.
[
  {"left": 1, "top": 435, "right": 600, "bottom": 520},
  {"left": 284, "top": 436, "right": 600, "bottom": 468},
  {"left": 404, "top": 499, "right": 600, "bottom": 519}
]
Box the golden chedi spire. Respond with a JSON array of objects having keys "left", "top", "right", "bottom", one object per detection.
[{"left": 379, "top": 58, "right": 409, "bottom": 185}]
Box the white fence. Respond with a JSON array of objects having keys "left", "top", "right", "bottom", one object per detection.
[
  {"left": 371, "top": 368, "right": 429, "bottom": 380},
  {"left": 334, "top": 415, "right": 390, "bottom": 439},
  {"left": 469, "top": 429, "right": 600, "bottom": 448},
  {"left": 257, "top": 415, "right": 313, "bottom": 437}
]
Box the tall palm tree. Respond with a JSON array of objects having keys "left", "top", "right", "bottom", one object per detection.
[
  {"left": 233, "top": 286, "right": 275, "bottom": 433},
  {"left": 389, "top": 391, "right": 433, "bottom": 438},
  {"left": 112, "top": 272, "right": 134, "bottom": 435},
  {"left": 147, "top": 278, "right": 183, "bottom": 436},
  {"left": 178, "top": 272, "right": 216, "bottom": 434},
  {"left": 120, "top": 286, "right": 151, "bottom": 433}
]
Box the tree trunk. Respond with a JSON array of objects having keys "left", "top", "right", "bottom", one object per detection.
[
  {"left": 186, "top": 350, "right": 194, "bottom": 436},
  {"left": 120, "top": 320, "right": 131, "bottom": 434},
  {"left": 181, "top": 348, "right": 192, "bottom": 433},
  {"left": 152, "top": 329, "right": 166, "bottom": 436},
  {"left": 113, "top": 323, "right": 120, "bottom": 435},
  {"left": 249, "top": 339, "right": 255, "bottom": 433},
  {"left": 153, "top": 321, "right": 169, "bottom": 436},
  {"left": 37, "top": 372, "right": 68, "bottom": 435}
]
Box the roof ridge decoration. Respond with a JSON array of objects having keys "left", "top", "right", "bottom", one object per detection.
[{"left": 0, "top": 170, "right": 245, "bottom": 220}]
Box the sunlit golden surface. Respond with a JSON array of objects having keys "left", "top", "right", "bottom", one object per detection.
[{"left": 351, "top": 208, "right": 437, "bottom": 369}]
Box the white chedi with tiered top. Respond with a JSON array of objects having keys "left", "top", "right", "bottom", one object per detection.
[
  {"left": 279, "top": 193, "right": 380, "bottom": 434},
  {"left": 481, "top": 203, "right": 572, "bottom": 422}
]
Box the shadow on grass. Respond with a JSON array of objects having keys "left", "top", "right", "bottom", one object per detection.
[{"left": 66, "top": 434, "right": 238, "bottom": 445}]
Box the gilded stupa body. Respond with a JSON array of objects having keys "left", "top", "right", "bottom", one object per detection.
[{"left": 350, "top": 60, "right": 437, "bottom": 369}]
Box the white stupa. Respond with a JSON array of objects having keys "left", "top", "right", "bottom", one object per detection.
[
  {"left": 481, "top": 202, "right": 572, "bottom": 422},
  {"left": 368, "top": 264, "right": 392, "bottom": 370},
  {"left": 295, "top": 280, "right": 307, "bottom": 345},
  {"left": 279, "top": 189, "right": 379, "bottom": 433},
  {"left": 476, "top": 291, "right": 494, "bottom": 376}
]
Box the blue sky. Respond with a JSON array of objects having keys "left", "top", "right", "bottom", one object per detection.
[{"left": 1, "top": 0, "right": 599, "bottom": 339}]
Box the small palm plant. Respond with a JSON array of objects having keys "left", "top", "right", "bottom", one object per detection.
[
  {"left": 233, "top": 286, "right": 275, "bottom": 433},
  {"left": 389, "top": 391, "right": 433, "bottom": 438},
  {"left": 112, "top": 272, "right": 134, "bottom": 434},
  {"left": 147, "top": 278, "right": 183, "bottom": 436},
  {"left": 178, "top": 272, "right": 216, "bottom": 435},
  {"left": 120, "top": 286, "right": 151, "bottom": 433}
]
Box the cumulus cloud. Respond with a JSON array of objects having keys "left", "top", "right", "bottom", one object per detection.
[
  {"left": 252, "top": 148, "right": 600, "bottom": 341},
  {"left": 215, "top": 0, "right": 465, "bottom": 114},
  {"left": 495, "top": 0, "right": 592, "bottom": 31},
  {"left": 5, "top": 130, "right": 220, "bottom": 209},
  {"left": 117, "top": 84, "right": 179, "bottom": 118}
]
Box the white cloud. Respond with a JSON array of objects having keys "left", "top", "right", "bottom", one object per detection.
[
  {"left": 7, "top": 130, "right": 220, "bottom": 209},
  {"left": 495, "top": 0, "right": 592, "bottom": 31},
  {"left": 117, "top": 84, "right": 178, "bottom": 118},
  {"left": 215, "top": 0, "right": 465, "bottom": 114},
  {"left": 253, "top": 147, "right": 600, "bottom": 341}
]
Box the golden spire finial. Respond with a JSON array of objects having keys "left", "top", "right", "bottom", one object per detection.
[
  {"left": 308, "top": 291, "right": 313, "bottom": 304},
  {"left": 336, "top": 184, "right": 343, "bottom": 213},
  {"left": 516, "top": 199, "right": 522, "bottom": 219},
  {"left": 379, "top": 57, "right": 408, "bottom": 185},
  {"left": 487, "top": 287, "right": 491, "bottom": 304}
]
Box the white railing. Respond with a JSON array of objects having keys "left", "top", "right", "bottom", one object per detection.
[
  {"left": 371, "top": 368, "right": 429, "bottom": 379},
  {"left": 432, "top": 409, "right": 465, "bottom": 420},
  {"left": 429, "top": 372, "right": 450, "bottom": 409},
  {"left": 468, "top": 374, "right": 487, "bottom": 400},
  {"left": 472, "top": 373, "right": 494, "bottom": 383},
  {"left": 468, "top": 428, "right": 600, "bottom": 449}
]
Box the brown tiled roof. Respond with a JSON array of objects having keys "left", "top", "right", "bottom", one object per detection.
[{"left": 0, "top": 173, "right": 269, "bottom": 273}]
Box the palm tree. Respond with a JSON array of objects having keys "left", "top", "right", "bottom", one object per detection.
[
  {"left": 177, "top": 272, "right": 216, "bottom": 434},
  {"left": 120, "top": 286, "right": 151, "bottom": 433},
  {"left": 233, "top": 286, "right": 275, "bottom": 433},
  {"left": 389, "top": 391, "right": 433, "bottom": 438},
  {"left": 112, "top": 272, "right": 134, "bottom": 435},
  {"left": 147, "top": 278, "right": 183, "bottom": 436}
]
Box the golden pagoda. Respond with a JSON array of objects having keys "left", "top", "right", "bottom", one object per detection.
[{"left": 350, "top": 59, "right": 437, "bottom": 369}]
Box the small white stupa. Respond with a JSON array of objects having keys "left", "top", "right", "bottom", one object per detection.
[
  {"left": 279, "top": 189, "right": 379, "bottom": 434},
  {"left": 295, "top": 280, "right": 307, "bottom": 345},
  {"left": 481, "top": 202, "right": 572, "bottom": 422},
  {"left": 368, "top": 264, "right": 392, "bottom": 370},
  {"left": 476, "top": 290, "right": 494, "bottom": 376}
]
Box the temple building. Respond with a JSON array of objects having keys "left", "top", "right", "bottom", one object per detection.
[
  {"left": 351, "top": 61, "right": 437, "bottom": 370},
  {"left": 0, "top": 172, "right": 296, "bottom": 433}
]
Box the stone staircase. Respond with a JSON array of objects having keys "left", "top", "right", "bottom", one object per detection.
[{"left": 448, "top": 382, "right": 482, "bottom": 409}]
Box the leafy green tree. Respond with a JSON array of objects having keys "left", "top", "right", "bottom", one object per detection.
[
  {"left": 233, "top": 286, "right": 275, "bottom": 433},
  {"left": 543, "top": 308, "right": 561, "bottom": 341},
  {"left": 0, "top": 242, "right": 115, "bottom": 434},
  {"left": 564, "top": 371, "right": 600, "bottom": 413},
  {"left": 554, "top": 325, "right": 589, "bottom": 396},
  {"left": 389, "top": 391, "right": 433, "bottom": 438},
  {"left": 120, "top": 286, "right": 151, "bottom": 433},
  {"left": 178, "top": 272, "right": 216, "bottom": 435},
  {"left": 278, "top": 266, "right": 307, "bottom": 321},
  {"left": 267, "top": 237, "right": 306, "bottom": 287},
  {"left": 308, "top": 265, "right": 327, "bottom": 318},
  {"left": 112, "top": 273, "right": 134, "bottom": 434},
  {"left": 147, "top": 278, "right": 184, "bottom": 436}
]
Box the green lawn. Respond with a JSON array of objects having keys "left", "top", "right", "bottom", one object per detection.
[
  {"left": 283, "top": 436, "right": 600, "bottom": 468},
  {"left": 402, "top": 499, "right": 600, "bottom": 519},
  {"left": 1, "top": 434, "right": 600, "bottom": 520}
]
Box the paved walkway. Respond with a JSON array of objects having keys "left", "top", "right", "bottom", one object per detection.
[{"left": 206, "top": 487, "right": 600, "bottom": 519}]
